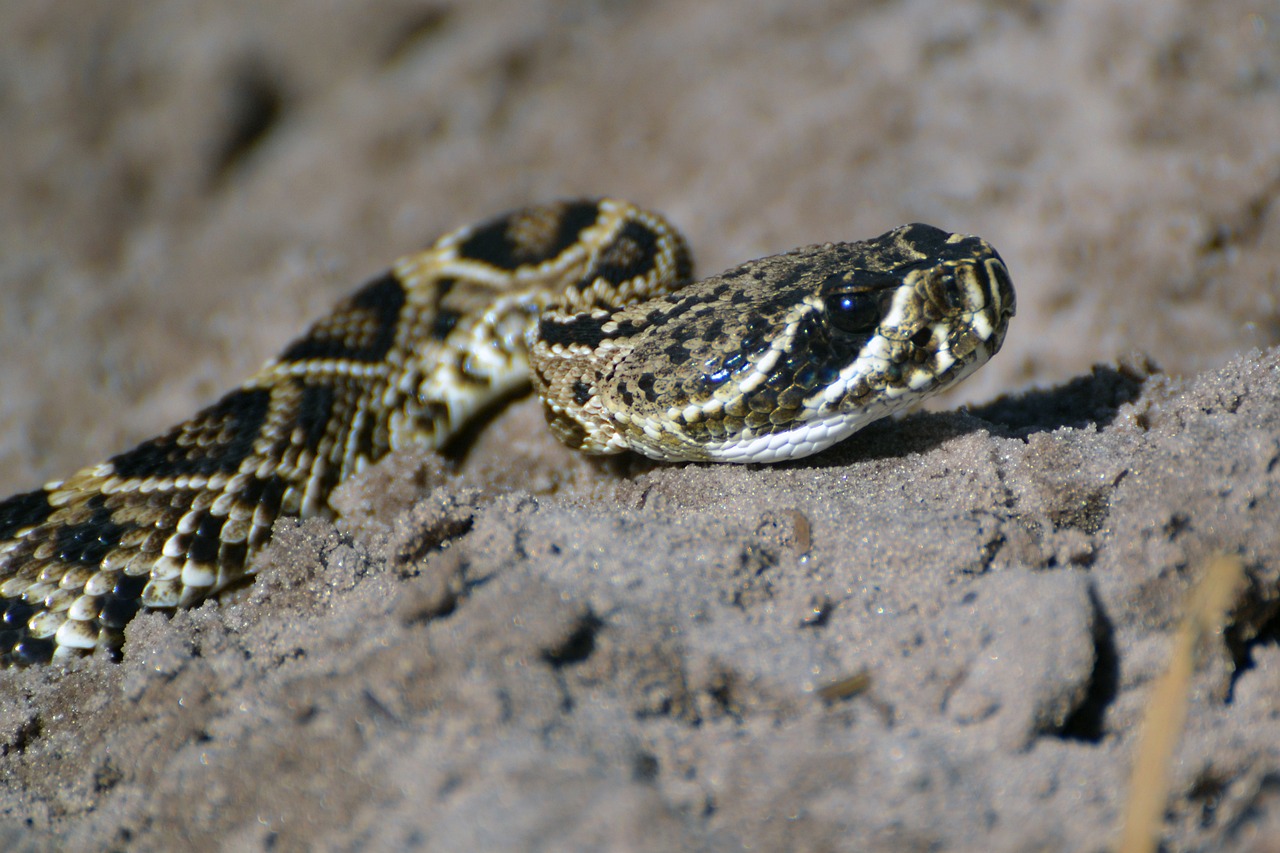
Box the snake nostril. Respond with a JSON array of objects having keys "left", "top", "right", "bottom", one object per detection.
[{"left": 911, "top": 328, "right": 933, "bottom": 348}]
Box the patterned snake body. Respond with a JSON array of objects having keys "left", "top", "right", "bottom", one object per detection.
[{"left": 0, "top": 200, "right": 1014, "bottom": 665}]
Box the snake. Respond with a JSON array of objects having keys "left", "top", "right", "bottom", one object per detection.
[{"left": 0, "top": 199, "right": 1015, "bottom": 666}]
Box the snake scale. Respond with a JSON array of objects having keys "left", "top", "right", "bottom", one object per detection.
[{"left": 0, "top": 199, "right": 1015, "bottom": 666}]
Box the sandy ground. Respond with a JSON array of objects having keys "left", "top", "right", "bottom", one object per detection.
[{"left": 1, "top": 2, "right": 1279, "bottom": 850}]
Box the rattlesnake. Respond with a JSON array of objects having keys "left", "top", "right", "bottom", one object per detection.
[{"left": 0, "top": 199, "right": 1015, "bottom": 665}]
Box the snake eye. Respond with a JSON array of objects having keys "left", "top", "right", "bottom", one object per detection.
[{"left": 824, "top": 293, "right": 881, "bottom": 336}]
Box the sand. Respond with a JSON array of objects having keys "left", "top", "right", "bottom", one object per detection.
[{"left": 2, "top": 2, "right": 1279, "bottom": 850}]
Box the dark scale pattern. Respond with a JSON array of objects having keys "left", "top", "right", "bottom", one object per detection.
[
  {"left": 1, "top": 599, "right": 36, "bottom": 630},
  {"left": 280, "top": 272, "right": 406, "bottom": 363},
  {"left": 51, "top": 497, "right": 133, "bottom": 567},
  {"left": 633, "top": 286, "right": 720, "bottom": 334},
  {"left": 431, "top": 308, "right": 462, "bottom": 340},
  {"left": 101, "top": 574, "right": 147, "bottom": 628},
  {"left": 241, "top": 475, "right": 287, "bottom": 526},
  {"left": 459, "top": 201, "right": 601, "bottom": 270},
  {"left": 217, "top": 539, "right": 251, "bottom": 579},
  {"left": 13, "top": 637, "right": 55, "bottom": 666},
  {"left": 108, "top": 388, "right": 272, "bottom": 480},
  {"left": 582, "top": 220, "right": 660, "bottom": 287},
  {"left": 635, "top": 373, "right": 658, "bottom": 403},
  {"left": 538, "top": 313, "right": 612, "bottom": 349},
  {"left": 296, "top": 383, "right": 337, "bottom": 453},
  {"left": 0, "top": 489, "right": 55, "bottom": 540},
  {"left": 188, "top": 512, "right": 226, "bottom": 565}
]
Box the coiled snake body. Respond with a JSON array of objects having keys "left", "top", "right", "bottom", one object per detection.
[{"left": 0, "top": 200, "right": 1015, "bottom": 665}]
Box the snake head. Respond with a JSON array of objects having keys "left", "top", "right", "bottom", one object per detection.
[{"left": 544, "top": 222, "right": 1016, "bottom": 463}]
